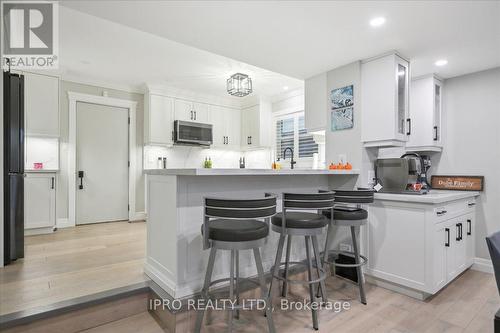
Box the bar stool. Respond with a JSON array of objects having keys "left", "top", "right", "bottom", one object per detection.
[
  {"left": 268, "top": 191, "right": 335, "bottom": 331},
  {"left": 195, "top": 196, "right": 277, "bottom": 333},
  {"left": 320, "top": 189, "right": 374, "bottom": 305}
]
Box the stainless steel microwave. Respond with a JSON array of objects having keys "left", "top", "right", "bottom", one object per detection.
[{"left": 173, "top": 120, "right": 213, "bottom": 146}]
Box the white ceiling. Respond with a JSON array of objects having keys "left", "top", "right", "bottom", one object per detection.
[
  {"left": 63, "top": 0, "right": 500, "bottom": 81},
  {"left": 58, "top": 6, "right": 303, "bottom": 98}
]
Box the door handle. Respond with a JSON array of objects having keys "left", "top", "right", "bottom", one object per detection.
[
  {"left": 406, "top": 118, "right": 411, "bottom": 135},
  {"left": 433, "top": 126, "right": 438, "bottom": 141},
  {"left": 78, "top": 171, "right": 84, "bottom": 190},
  {"left": 445, "top": 228, "right": 450, "bottom": 247},
  {"left": 51, "top": 177, "right": 54, "bottom": 189},
  {"left": 467, "top": 219, "right": 471, "bottom": 235}
]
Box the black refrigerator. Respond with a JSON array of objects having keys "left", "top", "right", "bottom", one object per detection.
[{"left": 3, "top": 70, "right": 25, "bottom": 264}]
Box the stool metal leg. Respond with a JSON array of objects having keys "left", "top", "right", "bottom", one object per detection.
[
  {"left": 228, "top": 249, "right": 235, "bottom": 332},
  {"left": 268, "top": 234, "right": 286, "bottom": 298},
  {"left": 253, "top": 247, "right": 276, "bottom": 333},
  {"left": 195, "top": 247, "right": 217, "bottom": 333},
  {"left": 305, "top": 236, "right": 319, "bottom": 330},
  {"left": 235, "top": 250, "right": 240, "bottom": 319},
  {"left": 281, "top": 235, "right": 292, "bottom": 297},
  {"left": 318, "top": 222, "right": 335, "bottom": 298},
  {"left": 312, "top": 235, "right": 328, "bottom": 304},
  {"left": 351, "top": 226, "right": 367, "bottom": 305}
]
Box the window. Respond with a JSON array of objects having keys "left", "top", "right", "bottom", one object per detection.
[{"left": 275, "top": 112, "right": 318, "bottom": 161}]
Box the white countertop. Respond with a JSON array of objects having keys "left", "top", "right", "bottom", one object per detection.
[
  {"left": 144, "top": 168, "right": 360, "bottom": 176},
  {"left": 374, "top": 190, "right": 479, "bottom": 204}
]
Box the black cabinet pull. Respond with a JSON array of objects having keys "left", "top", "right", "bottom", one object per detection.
[
  {"left": 467, "top": 219, "right": 471, "bottom": 235},
  {"left": 456, "top": 223, "right": 461, "bottom": 241},
  {"left": 406, "top": 118, "right": 411, "bottom": 135},
  {"left": 249, "top": 136, "right": 252, "bottom": 144},
  {"left": 445, "top": 228, "right": 450, "bottom": 247},
  {"left": 194, "top": 111, "right": 197, "bottom": 120},
  {"left": 78, "top": 171, "right": 84, "bottom": 190},
  {"left": 226, "top": 136, "right": 229, "bottom": 145},
  {"left": 433, "top": 126, "right": 438, "bottom": 141},
  {"left": 459, "top": 223, "right": 463, "bottom": 240},
  {"left": 51, "top": 177, "right": 54, "bottom": 189},
  {"left": 468, "top": 202, "right": 476, "bottom": 207}
]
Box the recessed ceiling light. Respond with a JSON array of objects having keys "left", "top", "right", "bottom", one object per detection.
[
  {"left": 370, "top": 17, "right": 386, "bottom": 27},
  {"left": 283, "top": 86, "right": 289, "bottom": 91},
  {"left": 435, "top": 59, "right": 448, "bottom": 66}
]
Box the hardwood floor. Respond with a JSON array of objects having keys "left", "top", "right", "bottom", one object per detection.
[{"left": 0, "top": 221, "right": 148, "bottom": 316}]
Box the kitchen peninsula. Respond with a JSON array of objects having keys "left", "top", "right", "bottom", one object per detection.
[{"left": 144, "top": 168, "right": 359, "bottom": 299}]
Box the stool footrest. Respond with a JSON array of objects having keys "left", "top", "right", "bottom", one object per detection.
[
  {"left": 321, "top": 250, "right": 368, "bottom": 268},
  {"left": 271, "top": 261, "right": 327, "bottom": 286}
]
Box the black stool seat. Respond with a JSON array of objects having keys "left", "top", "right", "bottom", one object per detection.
[
  {"left": 272, "top": 212, "right": 328, "bottom": 229},
  {"left": 323, "top": 208, "right": 368, "bottom": 220},
  {"left": 203, "top": 219, "right": 269, "bottom": 242}
]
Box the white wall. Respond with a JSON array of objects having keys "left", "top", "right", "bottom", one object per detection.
[{"left": 434, "top": 67, "right": 500, "bottom": 260}]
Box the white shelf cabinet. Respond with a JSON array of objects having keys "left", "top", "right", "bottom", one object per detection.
[
  {"left": 174, "top": 99, "right": 209, "bottom": 123},
  {"left": 24, "top": 172, "right": 56, "bottom": 231},
  {"left": 24, "top": 72, "right": 59, "bottom": 137},
  {"left": 210, "top": 105, "right": 241, "bottom": 148},
  {"left": 304, "top": 72, "right": 327, "bottom": 132},
  {"left": 144, "top": 93, "right": 174, "bottom": 146},
  {"left": 361, "top": 53, "right": 410, "bottom": 147},
  {"left": 365, "top": 196, "right": 476, "bottom": 298},
  {"left": 241, "top": 100, "right": 272, "bottom": 149},
  {"left": 407, "top": 75, "right": 443, "bottom": 152}
]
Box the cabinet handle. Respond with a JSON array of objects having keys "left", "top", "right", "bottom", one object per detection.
[
  {"left": 445, "top": 228, "right": 450, "bottom": 247},
  {"left": 247, "top": 136, "right": 250, "bottom": 145},
  {"left": 249, "top": 136, "right": 252, "bottom": 144},
  {"left": 190, "top": 110, "right": 193, "bottom": 120},
  {"left": 467, "top": 219, "right": 471, "bottom": 236},
  {"left": 226, "top": 136, "right": 229, "bottom": 145},
  {"left": 456, "top": 223, "right": 461, "bottom": 241},
  {"left": 467, "top": 202, "right": 476, "bottom": 207},
  {"left": 51, "top": 177, "right": 54, "bottom": 189},
  {"left": 224, "top": 136, "right": 227, "bottom": 144},
  {"left": 223, "top": 136, "right": 226, "bottom": 144},
  {"left": 406, "top": 118, "right": 411, "bottom": 136},
  {"left": 433, "top": 126, "right": 438, "bottom": 141},
  {"left": 436, "top": 210, "right": 447, "bottom": 216},
  {"left": 194, "top": 111, "right": 197, "bottom": 120}
]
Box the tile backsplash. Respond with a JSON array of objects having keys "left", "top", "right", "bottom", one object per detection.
[{"left": 144, "top": 145, "right": 273, "bottom": 170}]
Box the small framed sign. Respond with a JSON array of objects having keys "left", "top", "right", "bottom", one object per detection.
[{"left": 431, "top": 175, "right": 484, "bottom": 191}]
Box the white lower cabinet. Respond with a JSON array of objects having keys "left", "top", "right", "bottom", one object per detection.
[
  {"left": 365, "top": 196, "right": 477, "bottom": 298},
  {"left": 24, "top": 173, "right": 56, "bottom": 231}
]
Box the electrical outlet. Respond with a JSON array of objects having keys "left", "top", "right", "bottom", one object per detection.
[{"left": 339, "top": 243, "right": 352, "bottom": 253}]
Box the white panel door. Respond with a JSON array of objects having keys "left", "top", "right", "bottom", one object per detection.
[
  {"left": 76, "top": 102, "right": 129, "bottom": 224},
  {"left": 24, "top": 173, "right": 55, "bottom": 229},
  {"left": 25, "top": 72, "right": 59, "bottom": 136}
]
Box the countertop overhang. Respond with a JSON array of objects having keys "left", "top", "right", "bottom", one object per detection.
[
  {"left": 374, "top": 190, "right": 479, "bottom": 204},
  {"left": 144, "top": 168, "right": 360, "bottom": 176}
]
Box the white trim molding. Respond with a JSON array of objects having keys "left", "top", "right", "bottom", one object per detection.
[
  {"left": 56, "top": 218, "right": 72, "bottom": 229},
  {"left": 471, "top": 257, "right": 493, "bottom": 274},
  {"left": 68, "top": 92, "right": 138, "bottom": 227}
]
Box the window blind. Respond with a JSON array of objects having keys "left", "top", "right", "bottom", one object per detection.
[
  {"left": 298, "top": 116, "right": 318, "bottom": 158},
  {"left": 275, "top": 117, "right": 294, "bottom": 159}
]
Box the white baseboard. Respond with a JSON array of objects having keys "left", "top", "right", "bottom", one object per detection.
[
  {"left": 131, "top": 211, "right": 146, "bottom": 221},
  {"left": 471, "top": 257, "right": 493, "bottom": 274},
  {"left": 56, "top": 218, "right": 74, "bottom": 229}
]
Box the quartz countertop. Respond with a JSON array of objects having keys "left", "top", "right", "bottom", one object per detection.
[
  {"left": 144, "top": 168, "right": 360, "bottom": 176},
  {"left": 374, "top": 190, "right": 479, "bottom": 204}
]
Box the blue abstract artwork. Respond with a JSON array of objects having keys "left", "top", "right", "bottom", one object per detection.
[{"left": 331, "top": 85, "right": 354, "bottom": 131}]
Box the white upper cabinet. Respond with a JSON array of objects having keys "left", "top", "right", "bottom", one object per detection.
[
  {"left": 174, "top": 99, "right": 209, "bottom": 123},
  {"left": 144, "top": 93, "right": 174, "bottom": 146},
  {"left": 304, "top": 72, "right": 327, "bottom": 132},
  {"left": 407, "top": 75, "right": 443, "bottom": 152},
  {"left": 24, "top": 72, "right": 59, "bottom": 137},
  {"left": 361, "top": 53, "right": 410, "bottom": 147},
  {"left": 241, "top": 99, "right": 272, "bottom": 149},
  {"left": 210, "top": 105, "right": 241, "bottom": 148}
]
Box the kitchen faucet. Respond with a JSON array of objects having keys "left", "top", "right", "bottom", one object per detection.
[{"left": 282, "top": 147, "right": 297, "bottom": 169}]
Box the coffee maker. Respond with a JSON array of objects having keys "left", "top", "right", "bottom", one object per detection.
[{"left": 374, "top": 153, "right": 431, "bottom": 194}]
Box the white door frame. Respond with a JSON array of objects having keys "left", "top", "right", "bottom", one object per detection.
[{"left": 68, "top": 92, "right": 137, "bottom": 227}]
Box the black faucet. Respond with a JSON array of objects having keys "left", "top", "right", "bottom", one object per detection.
[{"left": 282, "top": 147, "right": 297, "bottom": 169}]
